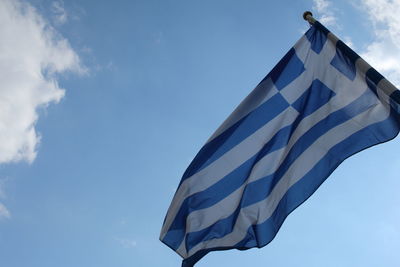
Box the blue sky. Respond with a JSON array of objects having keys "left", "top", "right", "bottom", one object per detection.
[{"left": 0, "top": 0, "right": 399, "bottom": 266}]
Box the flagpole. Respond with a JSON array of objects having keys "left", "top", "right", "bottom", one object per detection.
[{"left": 303, "top": 11, "right": 316, "bottom": 24}]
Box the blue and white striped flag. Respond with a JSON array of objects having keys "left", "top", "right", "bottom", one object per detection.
[{"left": 160, "top": 21, "right": 400, "bottom": 266}]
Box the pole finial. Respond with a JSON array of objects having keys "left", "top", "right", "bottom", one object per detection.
[
  {"left": 303, "top": 11, "right": 316, "bottom": 24},
  {"left": 303, "top": 11, "right": 313, "bottom": 20}
]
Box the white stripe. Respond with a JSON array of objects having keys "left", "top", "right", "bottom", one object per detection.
[{"left": 186, "top": 100, "right": 390, "bottom": 258}]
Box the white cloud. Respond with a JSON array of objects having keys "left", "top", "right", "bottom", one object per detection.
[
  {"left": 51, "top": 0, "right": 67, "bottom": 25},
  {"left": 0, "top": 0, "right": 84, "bottom": 164},
  {"left": 312, "top": 0, "right": 337, "bottom": 26},
  {"left": 359, "top": 0, "right": 400, "bottom": 86},
  {"left": 0, "top": 203, "right": 10, "bottom": 219}
]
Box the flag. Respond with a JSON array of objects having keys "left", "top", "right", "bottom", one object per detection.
[{"left": 160, "top": 20, "right": 400, "bottom": 267}]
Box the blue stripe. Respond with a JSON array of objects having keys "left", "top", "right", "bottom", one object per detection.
[
  {"left": 182, "top": 87, "right": 376, "bottom": 250},
  {"left": 180, "top": 92, "right": 290, "bottom": 182},
  {"left": 182, "top": 110, "right": 400, "bottom": 267}
]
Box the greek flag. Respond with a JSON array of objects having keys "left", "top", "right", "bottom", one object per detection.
[{"left": 160, "top": 21, "right": 400, "bottom": 267}]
